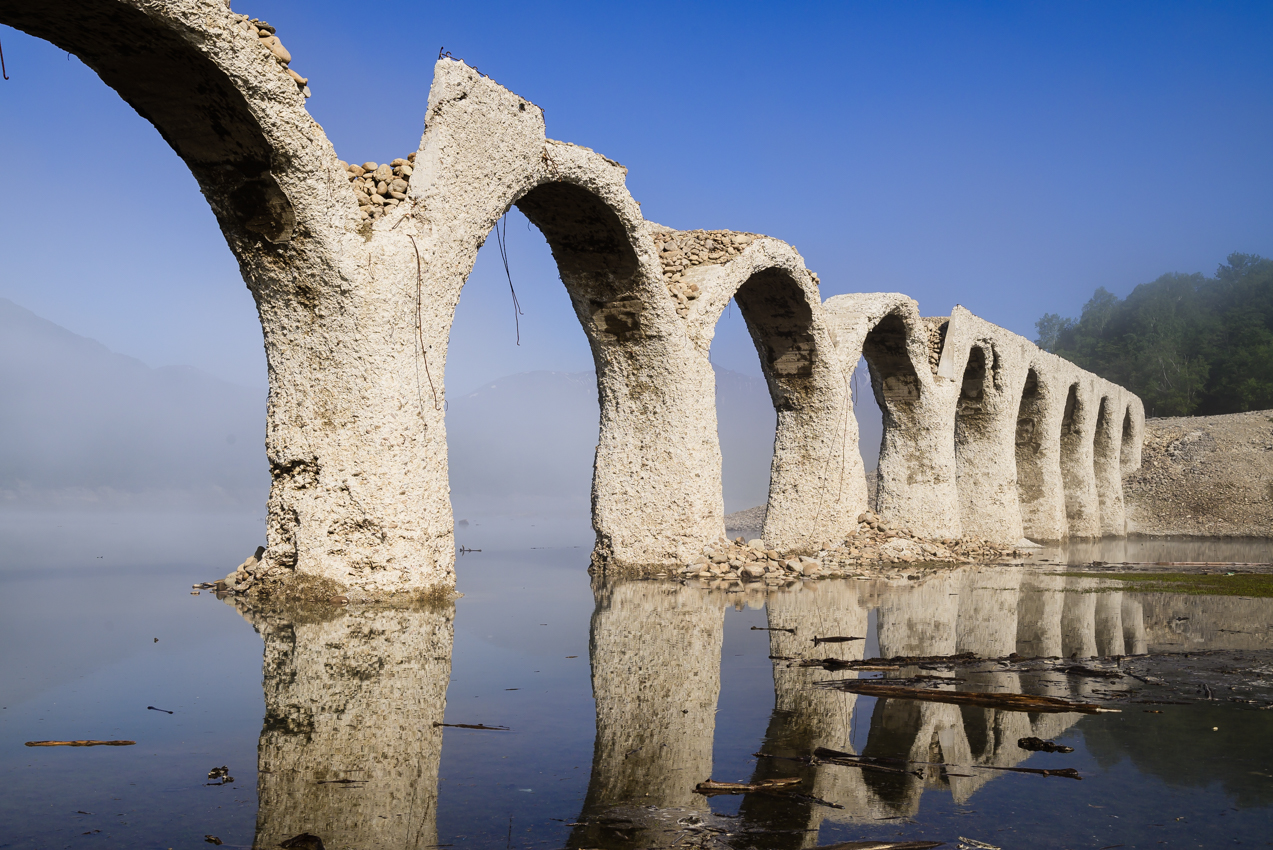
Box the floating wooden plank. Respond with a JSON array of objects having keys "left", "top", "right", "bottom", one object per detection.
[
  {"left": 813, "top": 842, "right": 944, "bottom": 850},
  {"left": 813, "top": 747, "right": 1080, "bottom": 780},
  {"left": 433, "top": 722, "right": 509, "bottom": 731},
  {"left": 817, "top": 681, "right": 1114, "bottom": 714},
  {"left": 695, "top": 777, "right": 802, "bottom": 796},
  {"left": 25, "top": 740, "right": 135, "bottom": 747}
]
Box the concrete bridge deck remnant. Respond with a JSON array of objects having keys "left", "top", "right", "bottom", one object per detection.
[{"left": 0, "top": 0, "right": 1144, "bottom": 596}]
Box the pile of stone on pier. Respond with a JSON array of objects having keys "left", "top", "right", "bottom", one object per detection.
[
  {"left": 228, "top": 15, "right": 311, "bottom": 98},
  {"left": 653, "top": 229, "right": 757, "bottom": 316},
  {"left": 338, "top": 155, "right": 416, "bottom": 222},
  {"left": 679, "top": 509, "right": 1026, "bottom": 586}
]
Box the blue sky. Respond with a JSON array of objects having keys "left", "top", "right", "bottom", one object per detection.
[{"left": 1, "top": 1, "right": 1270, "bottom": 392}]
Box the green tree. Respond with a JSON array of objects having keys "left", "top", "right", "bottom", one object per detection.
[{"left": 1035, "top": 254, "right": 1273, "bottom": 417}]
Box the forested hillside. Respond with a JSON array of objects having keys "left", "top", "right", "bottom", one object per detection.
[{"left": 1035, "top": 253, "right": 1273, "bottom": 417}]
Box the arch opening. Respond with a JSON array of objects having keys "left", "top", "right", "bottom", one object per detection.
[
  {"left": 0, "top": 2, "right": 294, "bottom": 242},
  {"left": 444, "top": 205, "right": 598, "bottom": 539},
  {"left": 853, "top": 355, "right": 884, "bottom": 509},
  {"left": 861, "top": 313, "right": 922, "bottom": 518},
  {"left": 514, "top": 181, "right": 640, "bottom": 334},
  {"left": 733, "top": 268, "right": 818, "bottom": 407},
  {"left": 444, "top": 178, "right": 650, "bottom": 549},
  {"left": 954, "top": 348, "right": 991, "bottom": 491},
  {"left": 714, "top": 267, "right": 820, "bottom": 524},
  {"left": 955, "top": 347, "right": 990, "bottom": 433},
  {"left": 862, "top": 313, "right": 922, "bottom": 434}
]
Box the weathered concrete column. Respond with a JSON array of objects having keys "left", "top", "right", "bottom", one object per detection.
[
  {"left": 1095, "top": 591, "right": 1127, "bottom": 656},
  {"left": 569, "top": 579, "right": 725, "bottom": 848},
  {"left": 1061, "top": 579, "right": 1099, "bottom": 658},
  {"left": 823, "top": 295, "right": 963, "bottom": 539},
  {"left": 1016, "top": 359, "right": 1072, "bottom": 542},
  {"left": 237, "top": 601, "right": 453, "bottom": 850},
  {"left": 1060, "top": 381, "right": 1103, "bottom": 537},
  {"left": 687, "top": 242, "right": 864, "bottom": 551},
  {"left": 937, "top": 308, "right": 1037, "bottom": 544},
  {"left": 740, "top": 582, "right": 880, "bottom": 833},
  {"left": 1094, "top": 395, "right": 1127, "bottom": 535},
  {"left": 1015, "top": 573, "right": 1066, "bottom": 657}
]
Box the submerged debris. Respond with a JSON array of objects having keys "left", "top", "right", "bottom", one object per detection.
[
  {"left": 695, "top": 776, "right": 801, "bottom": 796},
  {"left": 811, "top": 747, "right": 1080, "bottom": 781},
  {"left": 1017, "top": 736, "right": 1074, "bottom": 754},
  {"left": 206, "top": 765, "right": 233, "bottom": 785}
]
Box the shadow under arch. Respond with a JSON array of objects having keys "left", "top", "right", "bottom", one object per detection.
[
  {"left": 861, "top": 312, "right": 924, "bottom": 523},
  {"left": 0, "top": 0, "right": 294, "bottom": 242},
  {"left": 514, "top": 181, "right": 640, "bottom": 297}
]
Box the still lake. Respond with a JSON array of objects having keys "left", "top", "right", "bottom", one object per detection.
[{"left": 1, "top": 511, "right": 1271, "bottom": 850}]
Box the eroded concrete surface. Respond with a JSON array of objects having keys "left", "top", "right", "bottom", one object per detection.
[{"left": 0, "top": 0, "right": 1144, "bottom": 595}]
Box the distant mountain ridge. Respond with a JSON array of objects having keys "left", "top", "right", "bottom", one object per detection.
[{"left": 0, "top": 297, "right": 268, "bottom": 507}]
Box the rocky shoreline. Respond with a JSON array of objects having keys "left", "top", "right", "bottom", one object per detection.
[{"left": 683, "top": 508, "right": 1028, "bottom": 588}]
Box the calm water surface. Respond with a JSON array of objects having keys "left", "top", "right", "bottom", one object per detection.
[{"left": 2, "top": 512, "right": 1271, "bottom": 849}]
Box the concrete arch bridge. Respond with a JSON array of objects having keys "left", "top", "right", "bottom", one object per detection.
[{"left": 0, "top": 0, "right": 1143, "bottom": 594}]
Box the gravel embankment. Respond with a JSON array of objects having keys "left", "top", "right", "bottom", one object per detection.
[{"left": 1124, "top": 409, "right": 1273, "bottom": 537}]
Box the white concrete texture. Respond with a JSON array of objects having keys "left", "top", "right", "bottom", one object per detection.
[
  {"left": 824, "top": 297, "right": 1145, "bottom": 545},
  {"left": 0, "top": 0, "right": 1144, "bottom": 595},
  {"left": 239, "top": 601, "right": 453, "bottom": 850}
]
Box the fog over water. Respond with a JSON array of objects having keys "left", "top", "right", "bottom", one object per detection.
[{"left": 0, "top": 296, "right": 887, "bottom": 520}]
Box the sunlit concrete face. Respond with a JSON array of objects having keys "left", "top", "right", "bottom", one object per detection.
[
  {"left": 239, "top": 601, "right": 454, "bottom": 850},
  {"left": 0, "top": 0, "right": 1144, "bottom": 595},
  {"left": 824, "top": 299, "right": 1146, "bottom": 546}
]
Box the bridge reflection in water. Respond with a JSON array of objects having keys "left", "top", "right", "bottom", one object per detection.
[{"left": 234, "top": 568, "right": 1183, "bottom": 849}]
